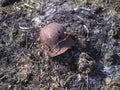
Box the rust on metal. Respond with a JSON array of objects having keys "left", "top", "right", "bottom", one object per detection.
[{"left": 39, "top": 22, "right": 74, "bottom": 57}]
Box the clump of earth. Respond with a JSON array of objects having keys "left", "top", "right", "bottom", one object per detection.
[{"left": 0, "top": 0, "right": 120, "bottom": 90}]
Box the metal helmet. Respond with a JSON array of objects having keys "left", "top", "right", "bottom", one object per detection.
[{"left": 39, "top": 23, "right": 74, "bottom": 57}]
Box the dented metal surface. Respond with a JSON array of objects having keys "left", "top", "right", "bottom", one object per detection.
[{"left": 40, "top": 23, "right": 74, "bottom": 57}]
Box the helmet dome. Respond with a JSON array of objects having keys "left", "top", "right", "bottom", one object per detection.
[{"left": 39, "top": 23, "right": 74, "bottom": 57}]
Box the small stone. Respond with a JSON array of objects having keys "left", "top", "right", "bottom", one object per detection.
[
  {"left": 105, "top": 77, "right": 112, "bottom": 85},
  {"left": 77, "top": 74, "right": 82, "bottom": 80},
  {"left": 104, "top": 51, "right": 114, "bottom": 61},
  {"left": 104, "top": 51, "right": 120, "bottom": 66}
]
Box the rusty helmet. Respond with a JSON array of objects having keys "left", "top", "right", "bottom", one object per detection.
[{"left": 39, "top": 23, "right": 74, "bottom": 57}]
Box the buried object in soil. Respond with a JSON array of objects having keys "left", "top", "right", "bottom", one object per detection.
[{"left": 39, "top": 23, "right": 74, "bottom": 57}]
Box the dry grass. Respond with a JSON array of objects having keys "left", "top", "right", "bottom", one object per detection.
[{"left": 73, "top": 0, "right": 120, "bottom": 11}]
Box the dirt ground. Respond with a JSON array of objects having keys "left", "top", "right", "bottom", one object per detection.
[{"left": 0, "top": 0, "right": 120, "bottom": 90}]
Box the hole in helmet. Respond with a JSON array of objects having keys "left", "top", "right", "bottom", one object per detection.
[
  {"left": 58, "top": 31, "right": 61, "bottom": 33},
  {"left": 58, "top": 36, "right": 62, "bottom": 40}
]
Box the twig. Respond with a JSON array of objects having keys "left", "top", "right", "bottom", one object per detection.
[
  {"left": 0, "top": 75, "right": 8, "bottom": 81},
  {"left": 76, "top": 15, "right": 85, "bottom": 22},
  {"left": 25, "top": 31, "right": 28, "bottom": 49},
  {"left": 83, "top": 25, "right": 89, "bottom": 38},
  {"left": 80, "top": 7, "right": 91, "bottom": 11},
  {"left": 83, "top": 25, "right": 89, "bottom": 34}
]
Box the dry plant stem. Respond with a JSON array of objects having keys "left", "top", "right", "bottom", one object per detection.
[
  {"left": 83, "top": 25, "right": 89, "bottom": 38},
  {"left": 25, "top": 31, "right": 28, "bottom": 49},
  {"left": 0, "top": 75, "right": 8, "bottom": 81}
]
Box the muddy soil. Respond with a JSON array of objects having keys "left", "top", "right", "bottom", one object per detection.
[{"left": 0, "top": 0, "right": 120, "bottom": 90}]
